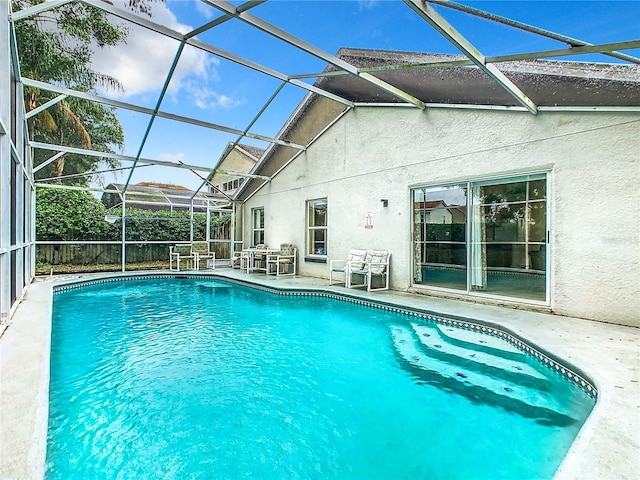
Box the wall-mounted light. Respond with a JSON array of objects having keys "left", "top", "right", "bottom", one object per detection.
[{"left": 380, "top": 199, "right": 388, "bottom": 207}]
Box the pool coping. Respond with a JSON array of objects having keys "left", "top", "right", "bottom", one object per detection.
[{"left": 1, "top": 270, "right": 638, "bottom": 479}]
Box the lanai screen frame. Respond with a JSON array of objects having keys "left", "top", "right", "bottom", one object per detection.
[{"left": 1, "top": 0, "right": 639, "bottom": 325}]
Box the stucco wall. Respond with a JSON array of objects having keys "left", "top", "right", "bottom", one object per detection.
[
  {"left": 244, "top": 106, "right": 640, "bottom": 326},
  {"left": 209, "top": 149, "right": 257, "bottom": 194}
]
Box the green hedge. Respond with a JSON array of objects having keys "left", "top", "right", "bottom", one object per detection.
[{"left": 36, "top": 188, "right": 230, "bottom": 242}]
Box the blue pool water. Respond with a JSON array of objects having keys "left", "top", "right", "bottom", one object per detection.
[{"left": 46, "top": 277, "right": 595, "bottom": 479}]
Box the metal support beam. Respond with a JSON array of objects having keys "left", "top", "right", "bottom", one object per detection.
[
  {"left": 193, "top": 81, "right": 289, "bottom": 198},
  {"left": 123, "top": 41, "right": 186, "bottom": 193},
  {"left": 79, "top": 0, "right": 354, "bottom": 108},
  {"left": 33, "top": 151, "right": 65, "bottom": 173},
  {"left": 428, "top": 0, "right": 640, "bottom": 65},
  {"left": 20, "top": 78, "right": 306, "bottom": 150},
  {"left": 185, "top": 1, "right": 266, "bottom": 39},
  {"left": 488, "top": 40, "right": 640, "bottom": 63},
  {"left": 302, "top": 39, "right": 640, "bottom": 78},
  {"left": 30, "top": 142, "right": 273, "bottom": 180},
  {"left": 38, "top": 164, "right": 154, "bottom": 183},
  {"left": 404, "top": 0, "right": 537, "bottom": 114},
  {"left": 204, "top": 0, "right": 426, "bottom": 109},
  {"left": 10, "top": 0, "right": 74, "bottom": 21},
  {"left": 25, "top": 94, "right": 67, "bottom": 119}
]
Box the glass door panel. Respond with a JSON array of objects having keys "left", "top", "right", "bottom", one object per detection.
[
  {"left": 412, "top": 185, "right": 467, "bottom": 290},
  {"left": 471, "top": 176, "right": 546, "bottom": 302}
]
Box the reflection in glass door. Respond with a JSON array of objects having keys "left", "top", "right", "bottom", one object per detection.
[
  {"left": 471, "top": 176, "right": 547, "bottom": 301},
  {"left": 413, "top": 185, "right": 468, "bottom": 290},
  {"left": 412, "top": 174, "right": 548, "bottom": 303}
]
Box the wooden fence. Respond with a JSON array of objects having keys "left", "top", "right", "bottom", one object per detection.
[{"left": 37, "top": 241, "right": 232, "bottom": 266}]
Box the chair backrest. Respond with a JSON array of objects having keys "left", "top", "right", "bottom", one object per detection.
[
  {"left": 365, "top": 250, "right": 389, "bottom": 274},
  {"left": 347, "top": 249, "right": 367, "bottom": 270},
  {"left": 174, "top": 244, "right": 192, "bottom": 256},
  {"left": 256, "top": 243, "right": 267, "bottom": 250},
  {"left": 280, "top": 243, "right": 295, "bottom": 256},
  {"left": 191, "top": 241, "right": 211, "bottom": 255}
]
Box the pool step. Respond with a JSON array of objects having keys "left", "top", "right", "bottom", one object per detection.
[
  {"left": 390, "top": 325, "right": 576, "bottom": 425},
  {"left": 411, "top": 323, "right": 551, "bottom": 391},
  {"left": 434, "top": 323, "right": 524, "bottom": 360}
]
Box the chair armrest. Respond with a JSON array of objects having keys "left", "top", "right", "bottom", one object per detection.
[
  {"left": 347, "top": 260, "right": 368, "bottom": 273},
  {"left": 358, "top": 259, "right": 389, "bottom": 274},
  {"left": 329, "top": 259, "right": 347, "bottom": 269}
]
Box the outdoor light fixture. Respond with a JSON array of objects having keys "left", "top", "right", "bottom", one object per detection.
[
  {"left": 381, "top": 199, "right": 388, "bottom": 207},
  {"left": 104, "top": 215, "right": 120, "bottom": 224}
]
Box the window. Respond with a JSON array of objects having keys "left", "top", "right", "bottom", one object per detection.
[
  {"left": 412, "top": 174, "right": 547, "bottom": 302},
  {"left": 307, "top": 198, "right": 327, "bottom": 256},
  {"left": 251, "top": 207, "right": 264, "bottom": 246}
]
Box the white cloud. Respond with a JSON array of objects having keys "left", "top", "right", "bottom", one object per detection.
[
  {"left": 185, "top": 81, "right": 246, "bottom": 110},
  {"left": 91, "top": 0, "right": 237, "bottom": 110},
  {"left": 193, "top": 0, "right": 215, "bottom": 21}
]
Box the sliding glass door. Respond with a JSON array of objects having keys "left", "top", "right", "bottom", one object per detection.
[
  {"left": 413, "top": 185, "right": 468, "bottom": 290},
  {"left": 412, "top": 174, "right": 547, "bottom": 303}
]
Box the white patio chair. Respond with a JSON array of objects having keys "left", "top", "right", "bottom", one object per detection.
[
  {"left": 230, "top": 249, "right": 249, "bottom": 269},
  {"left": 266, "top": 243, "right": 297, "bottom": 276},
  {"left": 191, "top": 241, "right": 215, "bottom": 270},
  {"left": 169, "top": 243, "right": 196, "bottom": 271},
  {"left": 349, "top": 250, "right": 391, "bottom": 291},
  {"left": 329, "top": 249, "right": 367, "bottom": 286}
]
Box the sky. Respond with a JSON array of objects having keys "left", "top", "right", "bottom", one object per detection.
[{"left": 82, "top": 0, "right": 640, "bottom": 191}]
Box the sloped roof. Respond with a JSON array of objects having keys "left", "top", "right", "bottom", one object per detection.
[
  {"left": 318, "top": 49, "right": 640, "bottom": 107},
  {"left": 237, "top": 144, "right": 266, "bottom": 161}
]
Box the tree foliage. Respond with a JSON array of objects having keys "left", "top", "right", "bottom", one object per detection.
[
  {"left": 36, "top": 188, "right": 231, "bottom": 242},
  {"left": 36, "top": 188, "right": 109, "bottom": 240},
  {"left": 13, "top": 0, "right": 127, "bottom": 185}
]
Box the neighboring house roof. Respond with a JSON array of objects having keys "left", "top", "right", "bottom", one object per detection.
[
  {"left": 237, "top": 48, "right": 640, "bottom": 202},
  {"left": 102, "top": 182, "right": 228, "bottom": 211},
  {"left": 416, "top": 200, "right": 448, "bottom": 209}
]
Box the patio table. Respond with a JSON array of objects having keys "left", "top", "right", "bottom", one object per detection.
[{"left": 242, "top": 247, "right": 280, "bottom": 273}]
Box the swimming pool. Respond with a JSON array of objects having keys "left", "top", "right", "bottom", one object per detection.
[{"left": 47, "top": 276, "right": 595, "bottom": 479}]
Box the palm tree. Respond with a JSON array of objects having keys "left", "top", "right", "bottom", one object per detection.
[{"left": 14, "top": 0, "right": 128, "bottom": 185}]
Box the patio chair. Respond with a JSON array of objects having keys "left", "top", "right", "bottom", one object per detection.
[
  {"left": 230, "top": 249, "right": 249, "bottom": 269},
  {"left": 349, "top": 250, "right": 391, "bottom": 291},
  {"left": 252, "top": 243, "right": 269, "bottom": 271},
  {"left": 329, "top": 248, "right": 367, "bottom": 287},
  {"left": 169, "top": 243, "right": 196, "bottom": 271},
  {"left": 266, "top": 243, "right": 297, "bottom": 276},
  {"left": 191, "top": 241, "right": 215, "bottom": 270}
]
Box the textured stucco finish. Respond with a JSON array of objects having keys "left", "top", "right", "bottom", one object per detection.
[
  {"left": 243, "top": 106, "right": 640, "bottom": 326},
  {"left": 209, "top": 146, "right": 258, "bottom": 195}
]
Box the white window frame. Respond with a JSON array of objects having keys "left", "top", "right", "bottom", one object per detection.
[
  {"left": 251, "top": 207, "right": 264, "bottom": 246},
  {"left": 306, "top": 198, "right": 327, "bottom": 257}
]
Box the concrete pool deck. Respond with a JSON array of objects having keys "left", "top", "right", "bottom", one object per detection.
[{"left": 1, "top": 269, "right": 638, "bottom": 479}]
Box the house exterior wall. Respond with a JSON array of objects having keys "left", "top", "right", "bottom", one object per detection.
[
  {"left": 243, "top": 106, "right": 640, "bottom": 326},
  {"left": 209, "top": 149, "right": 257, "bottom": 196}
]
